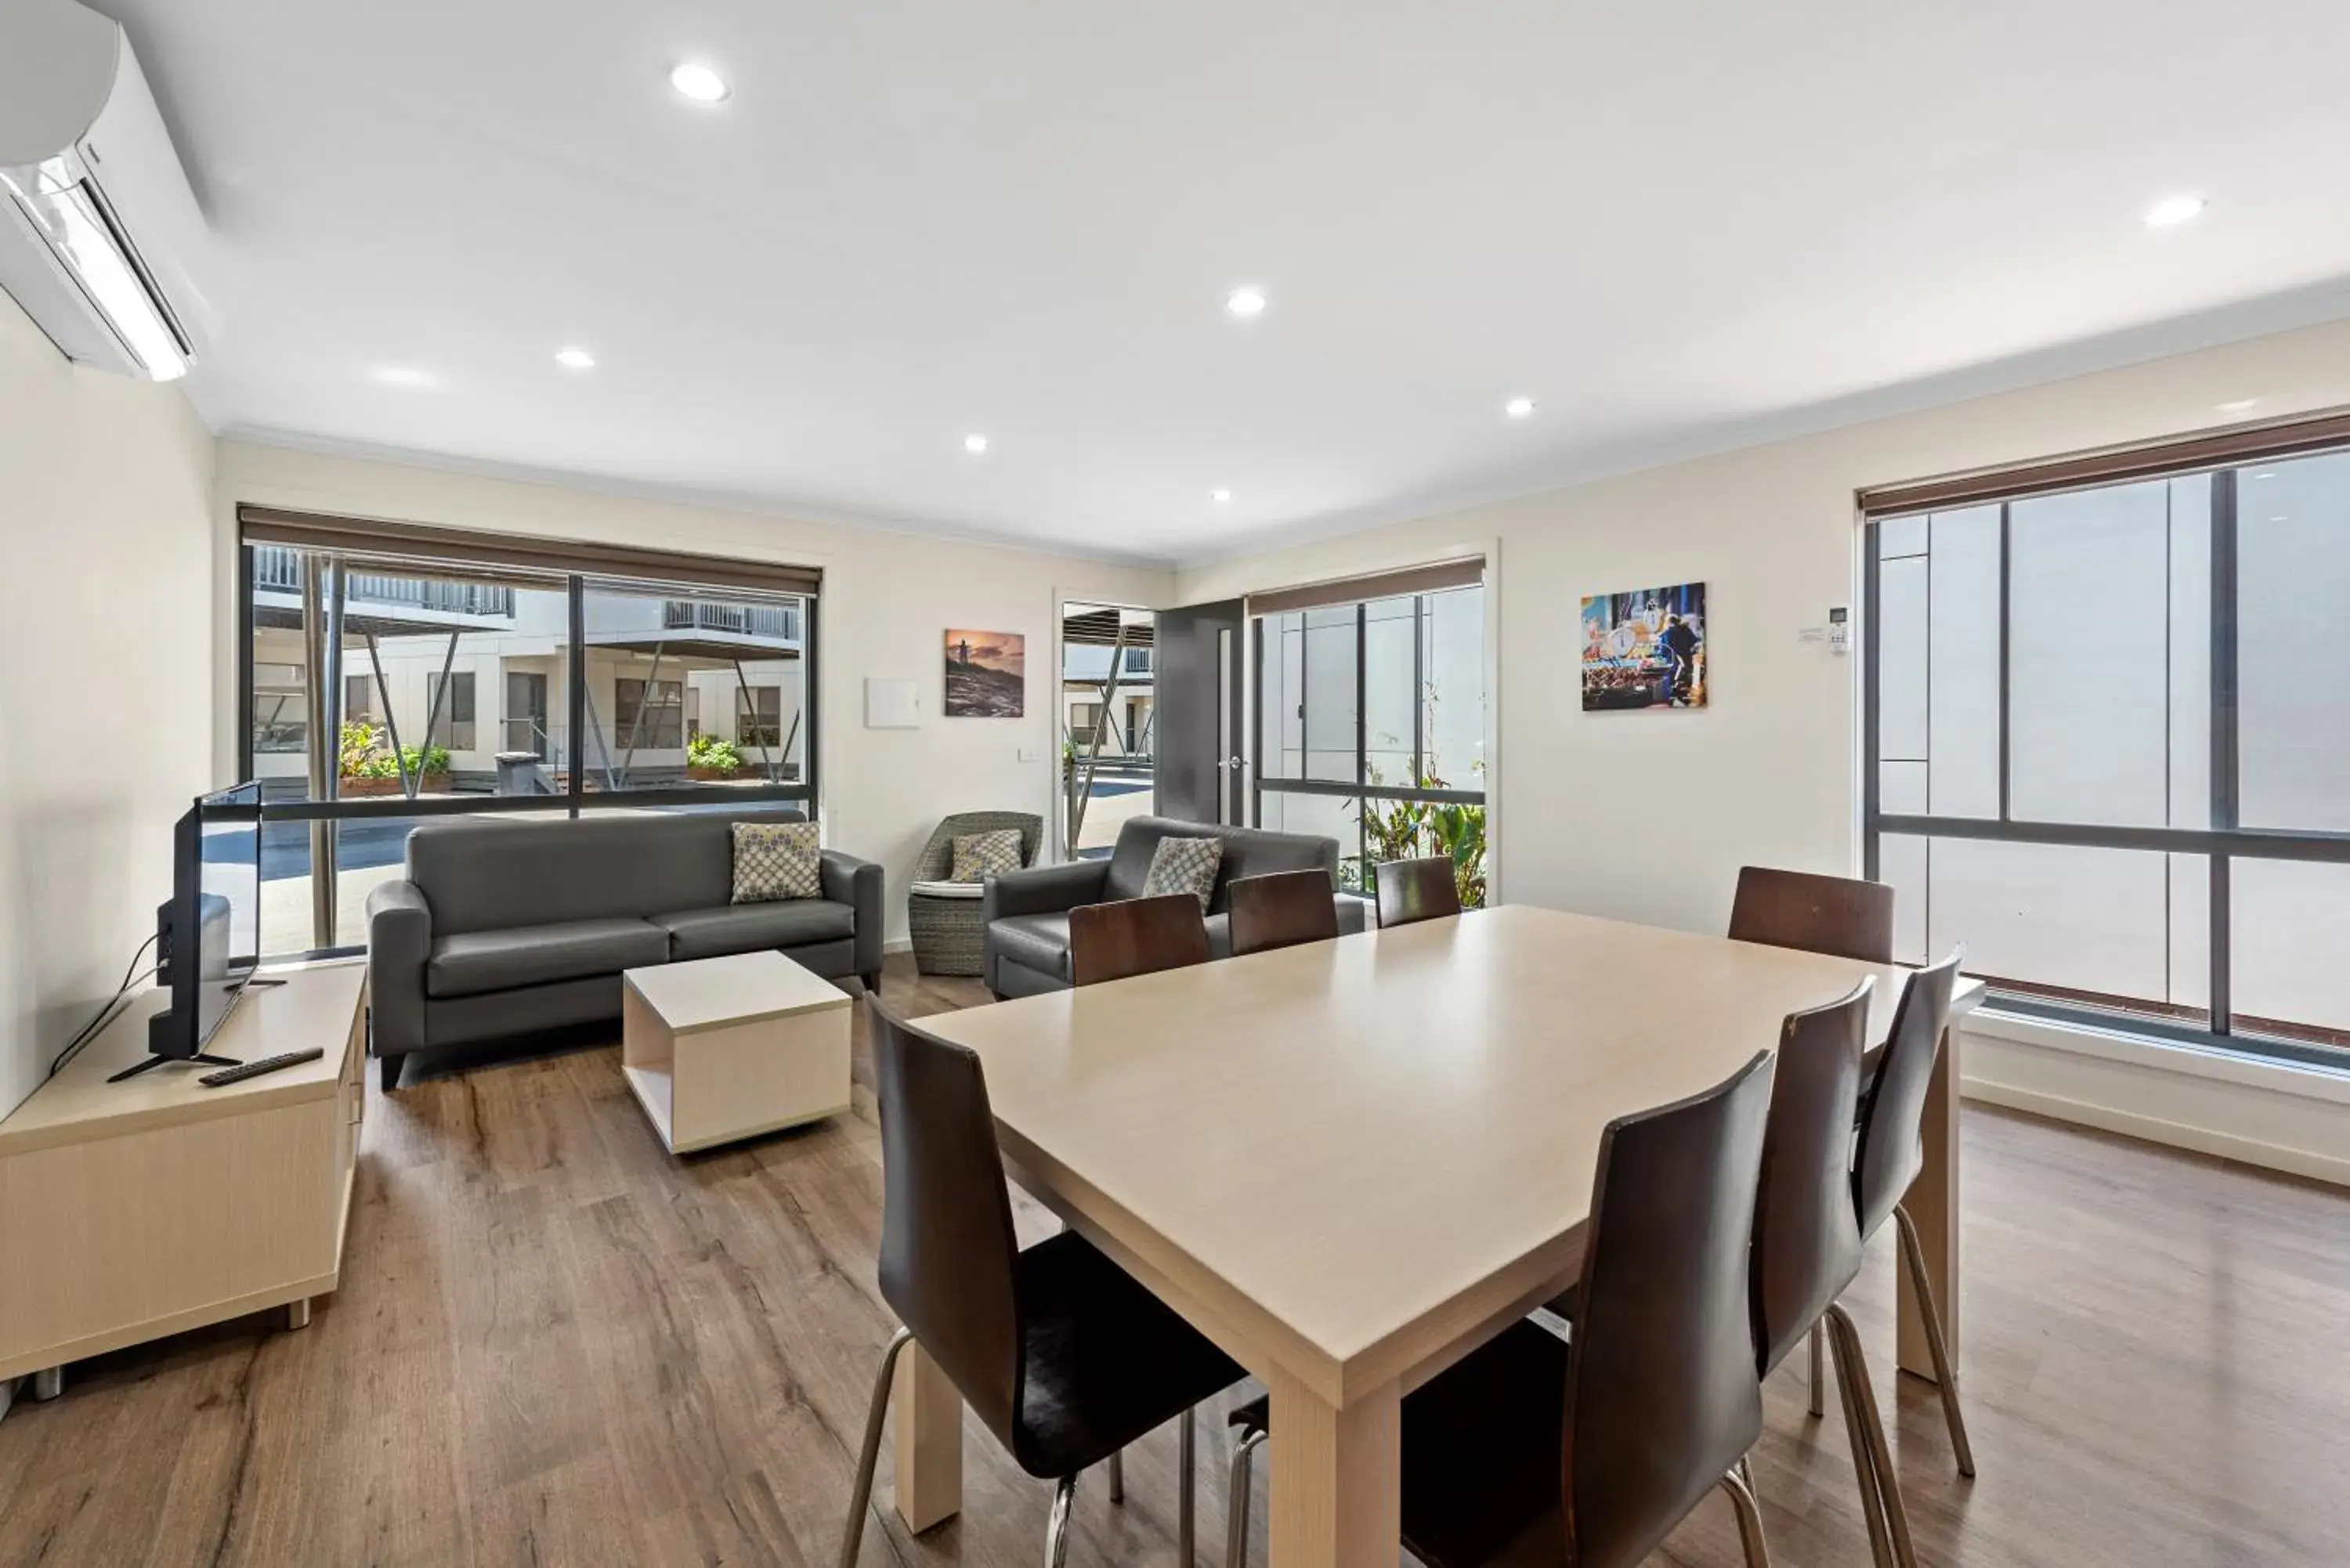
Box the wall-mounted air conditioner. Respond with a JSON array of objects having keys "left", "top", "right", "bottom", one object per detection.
[{"left": 0, "top": 0, "right": 214, "bottom": 381}]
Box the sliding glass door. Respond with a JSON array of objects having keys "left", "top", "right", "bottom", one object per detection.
[{"left": 1864, "top": 442, "right": 2350, "bottom": 1064}]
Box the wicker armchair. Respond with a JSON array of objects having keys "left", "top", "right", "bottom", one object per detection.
[{"left": 908, "top": 811, "right": 1045, "bottom": 976}]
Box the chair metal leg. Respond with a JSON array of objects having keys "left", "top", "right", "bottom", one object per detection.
[
  {"left": 1825, "top": 1311, "right": 1896, "bottom": 1568},
  {"left": 1893, "top": 1201, "right": 1978, "bottom": 1477},
  {"left": 837, "top": 1328, "right": 913, "bottom": 1568},
  {"left": 1225, "top": 1428, "right": 1267, "bottom": 1568},
  {"left": 1807, "top": 1321, "right": 1827, "bottom": 1417},
  {"left": 1178, "top": 1406, "right": 1196, "bottom": 1568},
  {"left": 1828, "top": 1303, "right": 1918, "bottom": 1568},
  {"left": 1107, "top": 1448, "right": 1123, "bottom": 1502},
  {"left": 1718, "top": 1464, "right": 1775, "bottom": 1568},
  {"left": 1045, "top": 1474, "right": 1079, "bottom": 1568}
]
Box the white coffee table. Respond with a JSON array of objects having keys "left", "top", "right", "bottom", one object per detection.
[{"left": 620, "top": 951, "right": 852, "bottom": 1154}]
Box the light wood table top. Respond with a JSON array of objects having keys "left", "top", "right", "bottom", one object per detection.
[{"left": 923, "top": 903, "right": 1976, "bottom": 1402}]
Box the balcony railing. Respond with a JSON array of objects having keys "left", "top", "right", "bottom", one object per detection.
[
  {"left": 663, "top": 599, "right": 801, "bottom": 641},
  {"left": 251, "top": 544, "right": 517, "bottom": 618}
]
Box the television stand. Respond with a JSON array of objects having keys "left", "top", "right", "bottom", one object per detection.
[
  {"left": 105, "top": 1050, "right": 238, "bottom": 1084},
  {"left": 0, "top": 963, "right": 364, "bottom": 1405}
]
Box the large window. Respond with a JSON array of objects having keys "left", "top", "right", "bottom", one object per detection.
[
  {"left": 240, "top": 516, "right": 817, "bottom": 959},
  {"left": 1865, "top": 433, "right": 2350, "bottom": 1064},
  {"left": 1253, "top": 575, "right": 1487, "bottom": 903}
]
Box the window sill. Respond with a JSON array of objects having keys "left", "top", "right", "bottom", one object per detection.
[{"left": 1961, "top": 1006, "right": 2350, "bottom": 1187}]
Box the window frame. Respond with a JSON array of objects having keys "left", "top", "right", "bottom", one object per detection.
[
  {"left": 237, "top": 538, "right": 819, "bottom": 961},
  {"left": 1250, "top": 590, "right": 1487, "bottom": 891},
  {"left": 1862, "top": 417, "right": 2350, "bottom": 1069}
]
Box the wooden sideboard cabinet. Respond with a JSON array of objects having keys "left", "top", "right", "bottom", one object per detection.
[{"left": 0, "top": 962, "right": 366, "bottom": 1399}]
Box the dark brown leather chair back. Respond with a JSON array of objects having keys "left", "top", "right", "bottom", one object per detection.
[
  {"left": 1750, "top": 981, "right": 1872, "bottom": 1375},
  {"left": 1227, "top": 869, "right": 1340, "bottom": 957},
  {"left": 1374, "top": 855, "right": 1462, "bottom": 928},
  {"left": 1562, "top": 1050, "right": 1774, "bottom": 1568},
  {"left": 1727, "top": 865, "right": 1893, "bottom": 964},
  {"left": 1068, "top": 893, "right": 1211, "bottom": 986},
  {"left": 870, "top": 1005, "right": 1024, "bottom": 1445},
  {"left": 1854, "top": 949, "right": 1963, "bottom": 1237}
]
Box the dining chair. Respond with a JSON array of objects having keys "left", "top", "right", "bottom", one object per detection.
[
  {"left": 1225, "top": 1051, "right": 1781, "bottom": 1568},
  {"left": 1374, "top": 854, "right": 1462, "bottom": 928},
  {"left": 841, "top": 1006, "right": 1243, "bottom": 1568},
  {"left": 1724, "top": 862, "right": 1892, "bottom": 1413},
  {"left": 1853, "top": 949, "right": 1975, "bottom": 1481},
  {"left": 1726, "top": 865, "right": 1894, "bottom": 964},
  {"left": 1752, "top": 979, "right": 1916, "bottom": 1568},
  {"left": 1227, "top": 869, "right": 1340, "bottom": 957},
  {"left": 1068, "top": 892, "right": 1212, "bottom": 986}
]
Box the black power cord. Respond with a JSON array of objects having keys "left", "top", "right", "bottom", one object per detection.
[{"left": 47, "top": 932, "right": 163, "bottom": 1079}]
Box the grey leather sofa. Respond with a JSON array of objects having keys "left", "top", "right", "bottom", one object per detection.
[
  {"left": 982, "top": 815, "right": 1365, "bottom": 998},
  {"left": 364, "top": 809, "right": 881, "bottom": 1089}
]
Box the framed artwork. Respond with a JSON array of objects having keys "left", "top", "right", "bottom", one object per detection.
[
  {"left": 943, "top": 629, "right": 1025, "bottom": 717},
  {"left": 1581, "top": 582, "right": 1707, "bottom": 710}
]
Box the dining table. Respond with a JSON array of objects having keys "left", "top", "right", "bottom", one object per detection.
[{"left": 906, "top": 903, "right": 1985, "bottom": 1568}]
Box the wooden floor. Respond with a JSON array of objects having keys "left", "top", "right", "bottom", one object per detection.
[{"left": 4, "top": 955, "right": 2348, "bottom": 1567}]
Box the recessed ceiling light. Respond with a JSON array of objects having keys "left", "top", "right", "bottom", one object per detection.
[
  {"left": 1225, "top": 287, "right": 1267, "bottom": 319},
  {"left": 1504, "top": 396, "right": 1537, "bottom": 419},
  {"left": 2144, "top": 193, "right": 2207, "bottom": 229},
  {"left": 2269, "top": 515, "right": 2288, "bottom": 523},
  {"left": 555, "top": 347, "right": 596, "bottom": 370},
  {"left": 374, "top": 367, "right": 431, "bottom": 387},
  {"left": 2217, "top": 398, "right": 2258, "bottom": 414},
  {"left": 1211, "top": 489, "right": 1232, "bottom": 504},
  {"left": 964, "top": 434, "right": 989, "bottom": 454},
  {"left": 2252, "top": 470, "right": 2277, "bottom": 480},
  {"left": 669, "top": 63, "right": 730, "bottom": 103}
]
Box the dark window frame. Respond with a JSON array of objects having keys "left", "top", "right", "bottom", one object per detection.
[
  {"left": 237, "top": 538, "right": 819, "bottom": 961},
  {"left": 1249, "top": 589, "right": 1488, "bottom": 891},
  {"left": 1862, "top": 420, "right": 2350, "bottom": 1070}
]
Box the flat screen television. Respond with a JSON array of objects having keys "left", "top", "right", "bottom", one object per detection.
[{"left": 118, "top": 782, "right": 262, "bottom": 1082}]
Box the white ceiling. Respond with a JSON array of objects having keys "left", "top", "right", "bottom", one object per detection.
[{"left": 103, "top": 0, "right": 2350, "bottom": 566}]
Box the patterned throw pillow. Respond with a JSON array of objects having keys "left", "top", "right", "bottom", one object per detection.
[
  {"left": 1141, "top": 834, "right": 1224, "bottom": 912},
  {"left": 950, "top": 828, "right": 1025, "bottom": 883},
  {"left": 732, "top": 820, "right": 822, "bottom": 904}
]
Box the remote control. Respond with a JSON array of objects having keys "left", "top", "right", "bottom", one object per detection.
[{"left": 198, "top": 1048, "right": 324, "bottom": 1087}]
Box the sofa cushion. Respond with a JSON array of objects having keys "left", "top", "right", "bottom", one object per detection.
[
  {"left": 407, "top": 808, "right": 810, "bottom": 935},
  {"left": 426, "top": 918, "right": 669, "bottom": 999},
  {"left": 731, "top": 820, "right": 822, "bottom": 903},
  {"left": 992, "top": 912, "right": 1075, "bottom": 981},
  {"left": 1103, "top": 816, "right": 1340, "bottom": 915},
  {"left": 655, "top": 900, "right": 855, "bottom": 962}
]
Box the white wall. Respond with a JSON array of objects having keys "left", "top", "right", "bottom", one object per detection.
[
  {"left": 1178, "top": 316, "right": 2350, "bottom": 939},
  {"left": 0, "top": 292, "right": 215, "bottom": 1118},
  {"left": 211, "top": 441, "right": 1173, "bottom": 944}
]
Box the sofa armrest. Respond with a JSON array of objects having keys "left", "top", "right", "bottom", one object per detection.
[
  {"left": 822, "top": 849, "right": 886, "bottom": 980},
  {"left": 364, "top": 880, "right": 432, "bottom": 1056},
  {"left": 1334, "top": 893, "right": 1369, "bottom": 937},
  {"left": 983, "top": 858, "right": 1109, "bottom": 923}
]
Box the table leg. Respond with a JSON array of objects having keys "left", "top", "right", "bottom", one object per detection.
[
  {"left": 1267, "top": 1371, "right": 1398, "bottom": 1568},
  {"left": 892, "top": 1342, "right": 964, "bottom": 1532},
  {"left": 1896, "top": 1023, "right": 1960, "bottom": 1382}
]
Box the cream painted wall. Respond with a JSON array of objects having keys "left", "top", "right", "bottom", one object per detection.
[
  {"left": 1178, "top": 317, "right": 2350, "bottom": 938},
  {"left": 0, "top": 292, "right": 215, "bottom": 1118},
  {"left": 210, "top": 441, "right": 1173, "bottom": 945}
]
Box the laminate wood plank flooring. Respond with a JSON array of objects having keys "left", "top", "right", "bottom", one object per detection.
[{"left": 2, "top": 955, "right": 2346, "bottom": 1566}]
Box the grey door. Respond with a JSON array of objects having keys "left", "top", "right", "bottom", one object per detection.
[
  {"left": 506, "top": 671, "right": 549, "bottom": 758},
  {"left": 1154, "top": 598, "right": 1246, "bottom": 824}
]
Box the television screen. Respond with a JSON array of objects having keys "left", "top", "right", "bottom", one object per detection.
[{"left": 192, "top": 782, "right": 262, "bottom": 1049}]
